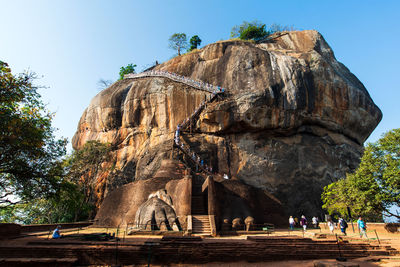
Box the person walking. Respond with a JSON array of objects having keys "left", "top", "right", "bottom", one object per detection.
[
  {"left": 312, "top": 216, "right": 319, "bottom": 229},
  {"left": 327, "top": 219, "right": 335, "bottom": 234},
  {"left": 338, "top": 217, "right": 348, "bottom": 236},
  {"left": 300, "top": 215, "right": 307, "bottom": 231},
  {"left": 357, "top": 217, "right": 368, "bottom": 238},
  {"left": 289, "top": 216, "right": 295, "bottom": 230}
]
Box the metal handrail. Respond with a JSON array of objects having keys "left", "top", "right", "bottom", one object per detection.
[{"left": 124, "top": 70, "right": 226, "bottom": 94}]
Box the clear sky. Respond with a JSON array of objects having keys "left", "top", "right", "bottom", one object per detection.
[{"left": 2, "top": 0, "right": 399, "bottom": 151}]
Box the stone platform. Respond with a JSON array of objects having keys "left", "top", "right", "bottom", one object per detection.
[{"left": 0, "top": 234, "right": 397, "bottom": 266}]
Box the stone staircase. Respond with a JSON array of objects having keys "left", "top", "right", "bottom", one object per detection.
[
  {"left": 191, "top": 195, "right": 206, "bottom": 214},
  {"left": 127, "top": 70, "right": 225, "bottom": 235},
  {"left": 192, "top": 215, "right": 211, "bottom": 235}
]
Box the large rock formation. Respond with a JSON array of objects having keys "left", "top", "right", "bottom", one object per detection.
[{"left": 73, "top": 30, "right": 381, "bottom": 219}]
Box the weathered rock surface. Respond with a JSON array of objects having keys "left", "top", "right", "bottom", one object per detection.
[
  {"left": 95, "top": 160, "right": 286, "bottom": 227},
  {"left": 94, "top": 160, "right": 191, "bottom": 227},
  {"left": 73, "top": 30, "right": 381, "bottom": 218}
]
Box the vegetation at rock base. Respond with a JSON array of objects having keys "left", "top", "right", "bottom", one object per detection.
[
  {"left": 168, "top": 33, "right": 188, "bottom": 56},
  {"left": 322, "top": 128, "right": 400, "bottom": 222},
  {"left": 64, "top": 140, "right": 112, "bottom": 212},
  {"left": 0, "top": 181, "right": 91, "bottom": 224},
  {"left": 189, "top": 35, "right": 202, "bottom": 51},
  {"left": 0, "top": 140, "right": 111, "bottom": 224},
  {"left": 119, "top": 63, "right": 137, "bottom": 80}
]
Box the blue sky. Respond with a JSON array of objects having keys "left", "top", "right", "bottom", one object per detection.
[{"left": 1, "top": 0, "right": 399, "bottom": 150}]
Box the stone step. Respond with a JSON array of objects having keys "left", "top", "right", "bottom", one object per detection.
[
  {"left": 191, "top": 201, "right": 204, "bottom": 206},
  {"left": 193, "top": 221, "right": 209, "bottom": 225},
  {"left": 193, "top": 221, "right": 209, "bottom": 224}
]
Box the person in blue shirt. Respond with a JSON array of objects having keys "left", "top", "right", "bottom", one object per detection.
[
  {"left": 339, "top": 218, "right": 348, "bottom": 236},
  {"left": 357, "top": 217, "right": 368, "bottom": 238},
  {"left": 52, "top": 225, "right": 61, "bottom": 239}
]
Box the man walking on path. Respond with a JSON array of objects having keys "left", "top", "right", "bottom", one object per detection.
[
  {"left": 339, "top": 217, "right": 348, "bottom": 236},
  {"left": 300, "top": 215, "right": 307, "bottom": 231},
  {"left": 312, "top": 216, "right": 319, "bottom": 229},
  {"left": 289, "top": 216, "right": 295, "bottom": 230},
  {"left": 357, "top": 217, "right": 368, "bottom": 238}
]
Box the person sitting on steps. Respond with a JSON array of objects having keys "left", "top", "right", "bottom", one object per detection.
[{"left": 52, "top": 225, "right": 62, "bottom": 239}]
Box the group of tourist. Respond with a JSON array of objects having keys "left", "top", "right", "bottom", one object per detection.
[
  {"left": 125, "top": 68, "right": 227, "bottom": 177},
  {"left": 288, "top": 215, "right": 368, "bottom": 238},
  {"left": 289, "top": 215, "right": 319, "bottom": 231},
  {"left": 125, "top": 70, "right": 226, "bottom": 94},
  {"left": 174, "top": 125, "right": 213, "bottom": 174},
  {"left": 174, "top": 98, "right": 218, "bottom": 175},
  {"left": 168, "top": 72, "right": 228, "bottom": 176}
]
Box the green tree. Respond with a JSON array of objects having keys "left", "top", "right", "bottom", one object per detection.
[
  {"left": 0, "top": 61, "right": 67, "bottom": 207},
  {"left": 189, "top": 35, "right": 202, "bottom": 51},
  {"left": 0, "top": 140, "right": 111, "bottom": 224},
  {"left": 65, "top": 140, "right": 112, "bottom": 211},
  {"left": 0, "top": 181, "right": 92, "bottom": 224},
  {"left": 230, "top": 20, "right": 270, "bottom": 41},
  {"left": 119, "top": 64, "right": 137, "bottom": 80},
  {"left": 322, "top": 128, "right": 400, "bottom": 221},
  {"left": 168, "top": 33, "right": 188, "bottom": 56}
]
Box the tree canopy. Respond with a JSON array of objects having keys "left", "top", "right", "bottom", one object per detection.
[
  {"left": 230, "top": 20, "right": 270, "bottom": 41},
  {"left": 189, "top": 35, "right": 202, "bottom": 51},
  {"left": 0, "top": 61, "right": 67, "bottom": 206},
  {"left": 0, "top": 61, "right": 116, "bottom": 224},
  {"left": 64, "top": 140, "right": 112, "bottom": 209},
  {"left": 119, "top": 64, "right": 136, "bottom": 80},
  {"left": 322, "top": 128, "right": 400, "bottom": 221},
  {"left": 168, "top": 33, "right": 188, "bottom": 56},
  {"left": 0, "top": 140, "right": 111, "bottom": 224}
]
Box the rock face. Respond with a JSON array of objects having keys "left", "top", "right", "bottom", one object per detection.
[{"left": 73, "top": 30, "right": 381, "bottom": 218}]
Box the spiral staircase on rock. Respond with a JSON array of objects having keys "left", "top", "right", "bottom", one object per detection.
[
  {"left": 171, "top": 75, "right": 225, "bottom": 236},
  {"left": 125, "top": 71, "right": 226, "bottom": 236}
]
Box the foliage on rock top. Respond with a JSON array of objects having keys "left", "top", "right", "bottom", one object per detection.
[
  {"left": 119, "top": 64, "right": 137, "bottom": 80},
  {"left": 231, "top": 21, "right": 296, "bottom": 41},
  {"left": 231, "top": 20, "right": 270, "bottom": 41},
  {"left": 168, "top": 33, "right": 188, "bottom": 56},
  {"left": 189, "top": 35, "right": 202, "bottom": 51}
]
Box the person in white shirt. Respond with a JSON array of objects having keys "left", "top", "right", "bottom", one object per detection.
[{"left": 289, "top": 216, "right": 295, "bottom": 230}]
